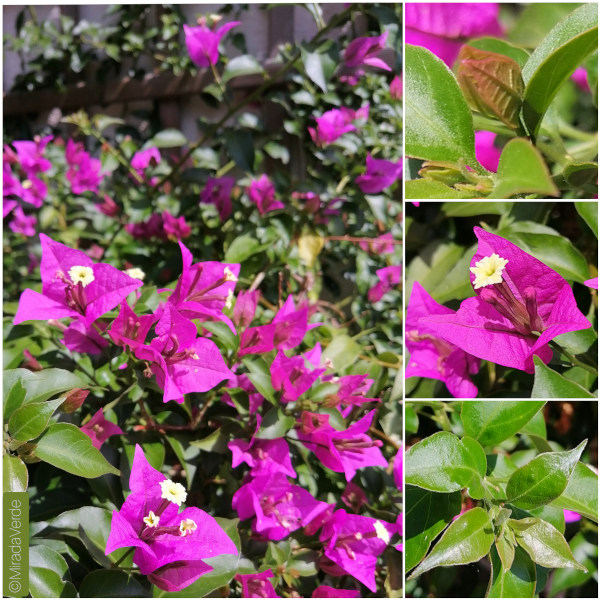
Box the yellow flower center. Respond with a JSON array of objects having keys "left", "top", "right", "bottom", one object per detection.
[
  {"left": 68, "top": 265, "right": 95, "bottom": 287},
  {"left": 125, "top": 267, "right": 145, "bottom": 280},
  {"left": 470, "top": 253, "right": 508, "bottom": 289},
  {"left": 143, "top": 511, "right": 160, "bottom": 528},
  {"left": 21, "top": 179, "right": 33, "bottom": 189},
  {"left": 179, "top": 518, "right": 197, "bottom": 536},
  {"left": 374, "top": 520, "right": 391, "bottom": 544},
  {"left": 159, "top": 479, "right": 187, "bottom": 506}
]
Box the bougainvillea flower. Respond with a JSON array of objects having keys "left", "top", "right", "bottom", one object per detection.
[
  {"left": 162, "top": 211, "right": 191, "bottom": 241},
  {"left": 390, "top": 74, "right": 403, "bottom": 99},
  {"left": 126, "top": 213, "right": 165, "bottom": 240},
  {"left": 6, "top": 136, "right": 53, "bottom": 176},
  {"left": 405, "top": 3, "right": 502, "bottom": 66},
  {"left": 80, "top": 408, "right": 123, "bottom": 449},
  {"left": 14, "top": 234, "right": 143, "bottom": 327},
  {"left": 234, "top": 570, "right": 279, "bottom": 598},
  {"left": 135, "top": 304, "right": 233, "bottom": 403},
  {"left": 271, "top": 349, "right": 326, "bottom": 402},
  {"left": 232, "top": 289, "right": 259, "bottom": 329},
  {"left": 232, "top": 472, "right": 330, "bottom": 541},
  {"left": 184, "top": 20, "right": 241, "bottom": 68},
  {"left": 475, "top": 131, "right": 502, "bottom": 172},
  {"left": 571, "top": 67, "right": 591, "bottom": 93},
  {"left": 308, "top": 108, "right": 357, "bottom": 146},
  {"left": 200, "top": 176, "right": 235, "bottom": 220},
  {"left": 3, "top": 160, "right": 48, "bottom": 208},
  {"left": 341, "top": 481, "right": 368, "bottom": 512},
  {"left": 131, "top": 147, "right": 161, "bottom": 185},
  {"left": 313, "top": 586, "right": 359, "bottom": 598},
  {"left": 238, "top": 323, "right": 277, "bottom": 357},
  {"left": 356, "top": 154, "right": 403, "bottom": 194},
  {"left": 109, "top": 301, "right": 158, "bottom": 351},
  {"left": 584, "top": 277, "right": 598, "bottom": 289},
  {"left": 319, "top": 509, "right": 392, "bottom": 591},
  {"left": 406, "top": 281, "right": 480, "bottom": 398},
  {"left": 359, "top": 233, "right": 395, "bottom": 254},
  {"left": 62, "top": 319, "right": 110, "bottom": 355},
  {"left": 247, "top": 174, "right": 284, "bottom": 215},
  {"left": 420, "top": 227, "right": 592, "bottom": 373},
  {"left": 166, "top": 241, "right": 239, "bottom": 328},
  {"left": 344, "top": 32, "right": 390, "bottom": 70},
  {"left": 564, "top": 510, "right": 582, "bottom": 523},
  {"left": 368, "top": 265, "right": 402, "bottom": 302},
  {"left": 106, "top": 445, "right": 237, "bottom": 592},
  {"left": 96, "top": 195, "right": 120, "bottom": 218},
  {"left": 296, "top": 410, "right": 388, "bottom": 481},
  {"left": 321, "top": 373, "right": 379, "bottom": 418},
  {"left": 228, "top": 414, "right": 296, "bottom": 478},
  {"left": 272, "top": 295, "right": 316, "bottom": 350},
  {"left": 65, "top": 139, "right": 104, "bottom": 194},
  {"left": 8, "top": 206, "right": 36, "bottom": 237}
]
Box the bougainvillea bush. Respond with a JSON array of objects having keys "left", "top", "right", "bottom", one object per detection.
[
  {"left": 405, "top": 2, "right": 598, "bottom": 199},
  {"left": 405, "top": 400, "right": 599, "bottom": 598},
  {"left": 405, "top": 202, "right": 598, "bottom": 398},
  {"left": 3, "top": 4, "right": 402, "bottom": 597}
]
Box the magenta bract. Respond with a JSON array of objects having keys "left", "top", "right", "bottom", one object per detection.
[
  {"left": 80, "top": 408, "right": 123, "bottom": 449},
  {"left": 420, "top": 227, "right": 592, "bottom": 372},
  {"left": 184, "top": 21, "right": 240, "bottom": 68},
  {"left": 356, "top": 154, "right": 402, "bottom": 194},
  {"left": 234, "top": 569, "right": 279, "bottom": 598}
]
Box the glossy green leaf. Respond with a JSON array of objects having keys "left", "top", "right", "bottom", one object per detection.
[
  {"left": 405, "top": 44, "right": 478, "bottom": 167},
  {"left": 495, "top": 527, "right": 516, "bottom": 573},
  {"left": 508, "top": 3, "right": 582, "bottom": 47},
  {"left": 8, "top": 397, "right": 64, "bottom": 442},
  {"left": 3, "top": 454, "right": 28, "bottom": 492},
  {"left": 490, "top": 138, "right": 559, "bottom": 198},
  {"left": 508, "top": 517, "right": 587, "bottom": 571},
  {"left": 200, "top": 321, "right": 238, "bottom": 354},
  {"left": 511, "top": 503, "right": 566, "bottom": 534},
  {"left": 461, "top": 436, "right": 487, "bottom": 499},
  {"left": 462, "top": 401, "right": 546, "bottom": 447},
  {"left": 3, "top": 378, "right": 26, "bottom": 421},
  {"left": 405, "top": 179, "right": 480, "bottom": 199},
  {"left": 405, "top": 405, "right": 419, "bottom": 434},
  {"left": 2, "top": 368, "right": 87, "bottom": 406},
  {"left": 34, "top": 423, "right": 120, "bottom": 478},
  {"left": 225, "top": 234, "right": 268, "bottom": 263},
  {"left": 222, "top": 54, "right": 264, "bottom": 84},
  {"left": 301, "top": 45, "right": 336, "bottom": 93},
  {"left": 469, "top": 37, "right": 530, "bottom": 68},
  {"left": 532, "top": 357, "right": 595, "bottom": 398},
  {"left": 519, "top": 409, "right": 547, "bottom": 439},
  {"left": 225, "top": 129, "right": 255, "bottom": 171},
  {"left": 442, "top": 202, "right": 513, "bottom": 217},
  {"left": 254, "top": 406, "right": 295, "bottom": 440},
  {"left": 522, "top": 3, "right": 598, "bottom": 136},
  {"left": 551, "top": 461, "right": 598, "bottom": 522},
  {"left": 79, "top": 569, "right": 147, "bottom": 598},
  {"left": 242, "top": 356, "right": 277, "bottom": 405},
  {"left": 408, "top": 507, "right": 494, "bottom": 579},
  {"left": 575, "top": 201, "right": 598, "bottom": 238},
  {"left": 506, "top": 440, "right": 586, "bottom": 509},
  {"left": 146, "top": 128, "right": 187, "bottom": 148},
  {"left": 29, "top": 545, "right": 76, "bottom": 598},
  {"left": 488, "top": 545, "right": 536, "bottom": 598},
  {"left": 405, "top": 486, "right": 462, "bottom": 573},
  {"left": 405, "top": 431, "right": 485, "bottom": 494},
  {"left": 549, "top": 531, "right": 597, "bottom": 594},
  {"left": 564, "top": 163, "right": 598, "bottom": 188},
  {"left": 321, "top": 334, "right": 361, "bottom": 372}
]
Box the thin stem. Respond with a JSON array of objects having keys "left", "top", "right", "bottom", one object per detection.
[
  {"left": 558, "top": 120, "right": 598, "bottom": 142},
  {"left": 325, "top": 235, "right": 402, "bottom": 245},
  {"left": 210, "top": 62, "right": 231, "bottom": 109},
  {"left": 549, "top": 340, "right": 598, "bottom": 375},
  {"left": 369, "top": 427, "right": 400, "bottom": 450},
  {"left": 471, "top": 115, "right": 517, "bottom": 138},
  {"left": 112, "top": 547, "right": 135, "bottom": 568}
]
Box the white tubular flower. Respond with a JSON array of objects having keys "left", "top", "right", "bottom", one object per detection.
[
  {"left": 159, "top": 479, "right": 187, "bottom": 506},
  {"left": 179, "top": 518, "right": 197, "bottom": 536},
  {"left": 143, "top": 511, "right": 160, "bottom": 528},
  {"left": 125, "top": 267, "right": 145, "bottom": 280},
  {"left": 224, "top": 266, "right": 238, "bottom": 282},
  {"left": 374, "top": 520, "right": 391, "bottom": 544},
  {"left": 68, "top": 265, "right": 95, "bottom": 287},
  {"left": 470, "top": 253, "right": 508, "bottom": 289}
]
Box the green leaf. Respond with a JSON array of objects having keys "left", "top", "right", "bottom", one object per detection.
[
  {"left": 405, "top": 179, "right": 480, "bottom": 199},
  {"left": 490, "top": 138, "right": 559, "bottom": 198},
  {"left": 563, "top": 163, "right": 598, "bottom": 188},
  {"left": 575, "top": 201, "right": 598, "bottom": 238},
  {"left": 225, "top": 234, "right": 265, "bottom": 263},
  {"left": 34, "top": 423, "right": 120, "bottom": 478},
  {"left": 8, "top": 397, "right": 64, "bottom": 442},
  {"left": 506, "top": 440, "right": 586, "bottom": 509},
  {"left": 225, "top": 129, "right": 255, "bottom": 171},
  {"left": 408, "top": 507, "right": 494, "bottom": 579},
  {"left": 508, "top": 517, "right": 587, "bottom": 571},
  {"left": 549, "top": 531, "right": 597, "bottom": 594},
  {"left": 321, "top": 334, "right": 361, "bottom": 372},
  {"left": 405, "top": 486, "right": 462, "bottom": 573},
  {"left": 301, "top": 45, "right": 336, "bottom": 92},
  {"left": 3, "top": 454, "right": 28, "bottom": 492},
  {"left": 550, "top": 461, "right": 598, "bottom": 522},
  {"left": 200, "top": 321, "right": 238, "bottom": 354},
  {"left": 488, "top": 545, "right": 536, "bottom": 598},
  {"left": 461, "top": 401, "right": 546, "bottom": 447},
  {"left": 508, "top": 3, "right": 582, "bottom": 47},
  {"left": 521, "top": 3, "right": 598, "bottom": 136},
  {"left": 532, "top": 357, "right": 595, "bottom": 398},
  {"left": 190, "top": 425, "right": 234, "bottom": 454},
  {"left": 442, "top": 201, "right": 514, "bottom": 217},
  {"left": 222, "top": 54, "right": 264, "bottom": 84},
  {"left": 242, "top": 357, "right": 277, "bottom": 405},
  {"left": 146, "top": 128, "right": 187, "bottom": 148},
  {"left": 405, "top": 405, "right": 419, "bottom": 434},
  {"left": 405, "top": 44, "right": 478, "bottom": 167},
  {"left": 405, "top": 431, "right": 485, "bottom": 494},
  {"left": 29, "top": 545, "right": 77, "bottom": 598},
  {"left": 254, "top": 407, "right": 295, "bottom": 440},
  {"left": 79, "top": 569, "right": 147, "bottom": 598},
  {"left": 3, "top": 368, "right": 87, "bottom": 406},
  {"left": 461, "top": 436, "right": 487, "bottom": 499},
  {"left": 496, "top": 229, "right": 590, "bottom": 282},
  {"left": 3, "top": 379, "right": 26, "bottom": 421},
  {"left": 495, "top": 527, "right": 516, "bottom": 573},
  {"left": 468, "top": 37, "right": 530, "bottom": 68}
]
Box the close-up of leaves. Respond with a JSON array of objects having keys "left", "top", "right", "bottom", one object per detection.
[
  {"left": 405, "top": 202, "right": 598, "bottom": 398},
  {"left": 405, "top": 400, "right": 598, "bottom": 598},
  {"left": 405, "top": 2, "right": 598, "bottom": 199}
]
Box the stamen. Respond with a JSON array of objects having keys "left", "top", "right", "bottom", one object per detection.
[
  {"left": 159, "top": 479, "right": 187, "bottom": 506},
  {"left": 179, "top": 518, "right": 197, "bottom": 536},
  {"left": 143, "top": 511, "right": 160, "bottom": 528},
  {"left": 374, "top": 520, "right": 391, "bottom": 544},
  {"left": 470, "top": 254, "right": 508, "bottom": 289},
  {"left": 68, "top": 265, "right": 95, "bottom": 287},
  {"left": 125, "top": 267, "right": 145, "bottom": 280}
]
